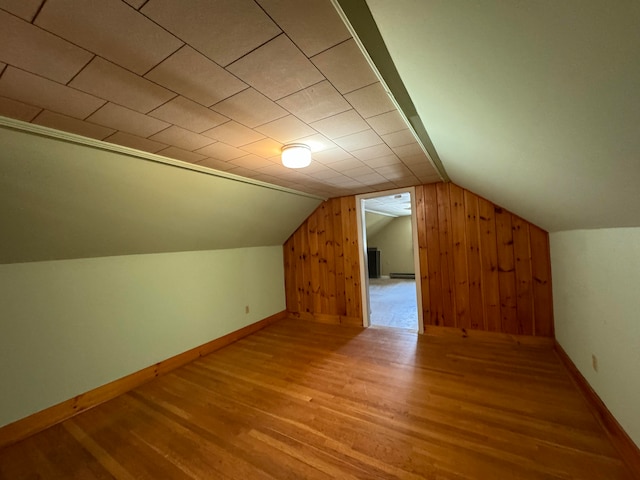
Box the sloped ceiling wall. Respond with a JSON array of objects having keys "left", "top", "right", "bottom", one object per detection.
[
  {"left": 0, "top": 122, "right": 322, "bottom": 264},
  {"left": 342, "top": 0, "right": 640, "bottom": 232}
]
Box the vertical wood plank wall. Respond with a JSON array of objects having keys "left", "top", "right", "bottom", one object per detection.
[
  {"left": 284, "top": 197, "right": 363, "bottom": 325},
  {"left": 284, "top": 183, "right": 554, "bottom": 336}
]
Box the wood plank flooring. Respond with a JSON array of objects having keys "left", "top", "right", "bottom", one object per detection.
[{"left": 0, "top": 319, "right": 633, "bottom": 479}]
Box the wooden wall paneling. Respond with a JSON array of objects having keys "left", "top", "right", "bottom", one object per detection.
[
  {"left": 449, "top": 184, "right": 470, "bottom": 329},
  {"left": 340, "top": 196, "right": 357, "bottom": 319},
  {"left": 317, "top": 203, "right": 329, "bottom": 313},
  {"left": 283, "top": 182, "right": 553, "bottom": 337},
  {"left": 293, "top": 219, "right": 306, "bottom": 313},
  {"left": 308, "top": 207, "right": 322, "bottom": 313},
  {"left": 436, "top": 183, "right": 456, "bottom": 327},
  {"left": 331, "top": 198, "right": 346, "bottom": 317},
  {"left": 345, "top": 196, "right": 362, "bottom": 320},
  {"left": 530, "top": 225, "right": 554, "bottom": 337},
  {"left": 464, "top": 190, "right": 484, "bottom": 330},
  {"left": 301, "top": 216, "right": 312, "bottom": 314},
  {"left": 477, "top": 198, "right": 501, "bottom": 332},
  {"left": 495, "top": 208, "right": 518, "bottom": 334},
  {"left": 414, "top": 186, "right": 431, "bottom": 322},
  {"left": 324, "top": 201, "right": 337, "bottom": 314},
  {"left": 423, "top": 184, "right": 444, "bottom": 326},
  {"left": 512, "top": 216, "right": 534, "bottom": 335}
]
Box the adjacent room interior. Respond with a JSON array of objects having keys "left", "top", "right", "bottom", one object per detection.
[
  {"left": 363, "top": 191, "right": 420, "bottom": 332},
  {"left": 0, "top": 0, "right": 639, "bottom": 478}
]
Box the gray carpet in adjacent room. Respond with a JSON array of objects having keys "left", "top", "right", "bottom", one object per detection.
[{"left": 368, "top": 278, "right": 418, "bottom": 331}]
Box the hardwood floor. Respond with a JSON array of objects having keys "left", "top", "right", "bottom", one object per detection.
[{"left": 0, "top": 318, "right": 633, "bottom": 479}]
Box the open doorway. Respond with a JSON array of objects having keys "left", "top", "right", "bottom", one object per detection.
[{"left": 355, "top": 188, "right": 423, "bottom": 333}]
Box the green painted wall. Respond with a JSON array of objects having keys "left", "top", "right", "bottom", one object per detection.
[
  {"left": 0, "top": 246, "right": 285, "bottom": 428},
  {"left": 367, "top": 216, "right": 414, "bottom": 276},
  {"left": 551, "top": 228, "right": 640, "bottom": 448}
]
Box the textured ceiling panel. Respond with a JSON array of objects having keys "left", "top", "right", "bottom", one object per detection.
[{"left": 0, "top": 0, "right": 441, "bottom": 199}]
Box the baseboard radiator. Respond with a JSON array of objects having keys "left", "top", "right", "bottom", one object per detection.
[{"left": 389, "top": 273, "right": 415, "bottom": 279}]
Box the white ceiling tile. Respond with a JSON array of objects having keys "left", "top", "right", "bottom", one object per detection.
[
  {"left": 292, "top": 133, "right": 337, "bottom": 153},
  {"left": 255, "top": 115, "right": 316, "bottom": 143},
  {"left": 255, "top": 163, "right": 291, "bottom": 177},
  {"left": 344, "top": 82, "right": 396, "bottom": 119},
  {"left": 377, "top": 164, "right": 414, "bottom": 179},
  {"left": 0, "top": 67, "right": 105, "bottom": 119},
  {"left": 341, "top": 165, "right": 376, "bottom": 178},
  {"left": 145, "top": 46, "right": 247, "bottom": 107},
  {"left": 256, "top": 0, "right": 350, "bottom": 57},
  {"left": 104, "top": 131, "right": 167, "bottom": 153},
  {"left": 333, "top": 129, "right": 383, "bottom": 151},
  {"left": 228, "top": 35, "right": 324, "bottom": 101},
  {"left": 156, "top": 146, "right": 207, "bottom": 164},
  {"left": 70, "top": 58, "right": 176, "bottom": 113},
  {"left": 240, "top": 138, "right": 283, "bottom": 158},
  {"left": 307, "top": 169, "right": 345, "bottom": 180},
  {"left": 401, "top": 153, "right": 431, "bottom": 166},
  {"left": 327, "top": 157, "right": 366, "bottom": 171},
  {"left": 309, "top": 109, "right": 369, "bottom": 139},
  {"left": 33, "top": 110, "right": 115, "bottom": 139},
  {"left": 122, "top": 0, "right": 146, "bottom": 8},
  {"left": 149, "top": 125, "right": 214, "bottom": 151},
  {"left": 211, "top": 88, "right": 288, "bottom": 128},
  {"left": 197, "top": 157, "right": 238, "bottom": 172},
  {"left": 202, "top": 121, "right": 265, "bottom": 147},
  {"left": 382, "top": 129, "right": 416, "bottom": 148},
  {"left": 350, "top": 143, "right": 394, "bottom": 161},
  {"left": 408, "top": 163, "right": 439, "bottom": 176},
  {"left": 365, "top": 155, "right": 402, "bottom": 168},
  {"left": 195, "top": 142, "right": 247, "bottom": 161},
  {"left": 355, "top": 173, "right": 387, "bottom": 185},
  {"left": 0, "top": 10, "right": 92, "bottom": 84},
  {"left": 142, "top": 0, "right": 280, "bottom": 66},
  {"left": 312, "top": 39, "right": 378, "bottom": 94},
  {"left": 312, "top": 147, "right": 353, "bottom": 164},
  {"left": 0, "top": 95, "right": 41, "bottom": 121},
  {"left": 149, "top": 96, "right": 228, "bottom": 133},
  {"left": 36, "top": 0, "right": 182, "bottom": 75},
  {"left": 87, "top": 102, "right": 170, "bottom": 138},
  {"left": 0, "top": 0, "right": 43, "bottom": 21},
  {"left": 393, "top": 142, "right": 424, "bottom": 159},
  {"left": 366, "top": 110, "right": 409, "bottom": 136},
  {"left": 228, "top": 154, "right": 274, "bottom": 170},
  {"left": 277, "top": 80, "right": 351, "bottom": 123}
]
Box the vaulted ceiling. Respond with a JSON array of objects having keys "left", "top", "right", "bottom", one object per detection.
[
  {"left": 3, "top": 0, "right": 637, "bottom": 238},
  {"left": 0, "top": 0, "right": 442, "bottom": 200},
  {"left": 354, "top": 0, "right": 640, "bottom": 232}
]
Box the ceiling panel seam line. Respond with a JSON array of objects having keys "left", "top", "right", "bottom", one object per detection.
[
  {"left": 222, "top": 32, "right": 285, "bottom": 70},
  {"left": 29, "top": 0, "right": 47, "bottom": 24}
]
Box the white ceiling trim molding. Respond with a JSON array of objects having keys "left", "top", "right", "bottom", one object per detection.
[{"left": 0, "top": 116, "right": 325, "bottom": 202}]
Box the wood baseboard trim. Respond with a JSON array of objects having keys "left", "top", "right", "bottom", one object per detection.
[
  {"left": 287, "top": 311, "right": 363, "bottom": 327},
  {"left": 0, "top": 310, "right": 287, "bottom": 450},
  {"left": 424, "top": 325, "right": 555, "bottom": 347},
  {"left": 554, "top": 341, "right": 640, "bottom": 477}
]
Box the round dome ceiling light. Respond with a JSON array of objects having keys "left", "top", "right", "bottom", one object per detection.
[{"left": 281, "top": 144, "right": 311, "bottom": 169}]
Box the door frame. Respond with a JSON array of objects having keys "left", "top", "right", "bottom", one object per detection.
[{"left": 355, "top": 186, "right": 424, "bottom": 333}]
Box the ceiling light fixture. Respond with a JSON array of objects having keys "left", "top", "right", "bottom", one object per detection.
[{"left": 281, "top": 144, "right": 311, "bottom": 169}]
